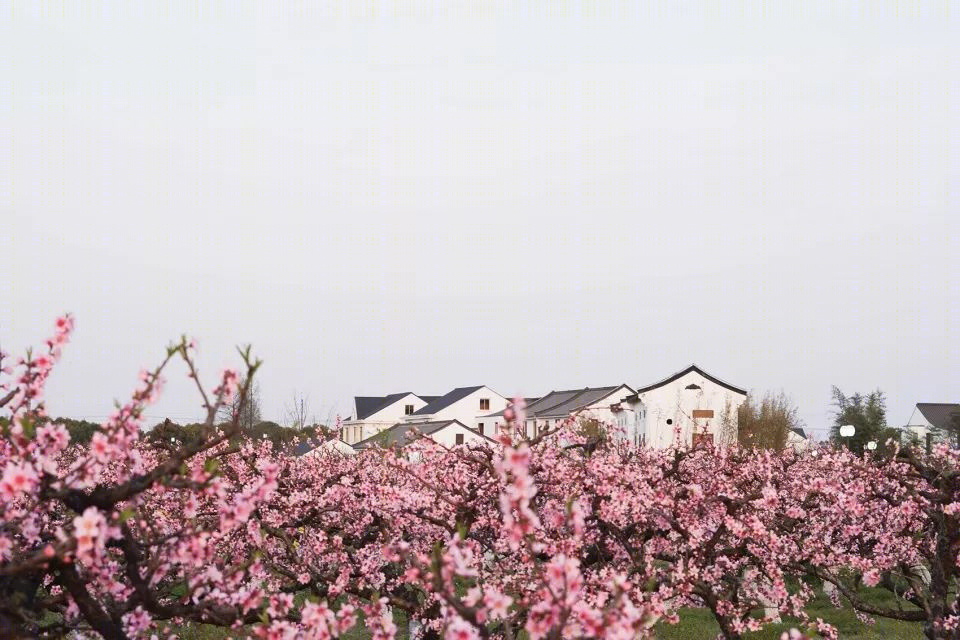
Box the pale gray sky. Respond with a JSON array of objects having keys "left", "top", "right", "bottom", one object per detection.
[{"left": 3, "top": 1, "right": 957, "bottom": 437}]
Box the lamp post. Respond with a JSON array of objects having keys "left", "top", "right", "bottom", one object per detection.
[{"left": 839, "top": 424, "right": 855, "bottom": 438}]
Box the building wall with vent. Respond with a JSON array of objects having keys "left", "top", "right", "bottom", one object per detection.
[{"left": 638, "top": 371, "right": 745, "bottom": 449}]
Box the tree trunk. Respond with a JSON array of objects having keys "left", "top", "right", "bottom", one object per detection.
[{"left": 0, "top": 572, "right": 43, "bottom": 639}]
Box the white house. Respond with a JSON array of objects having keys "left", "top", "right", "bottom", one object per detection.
[
  {"left": 354, "top": 419, "right": 494, "bottom": 453},
  {"left": 904, "top": 403, "right": 960, "bottom": 451},
  {"left": 786, "top": 427, "right": 811, "bottom": 452},
  {"left": 340, "top": 392, "right": 434, "bottom": 445},
  {"left": 485, "top": 385, "right": 640, "bottom": 442},
  {"left": 289, "top": 436, "right": 357, "bottom": 457},
  {"left": 627, "top": 364, "right": 747, "bottom": 449},
  {"left": 403, "top": 386, "right": 508, "bottom": 436}
]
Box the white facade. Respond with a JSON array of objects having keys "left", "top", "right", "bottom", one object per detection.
[
  {"left": 905, "top": 406, "right": 935, "bottom": 448},
  {"left": 785, "top": 429, "right": 810, "bottom": 452},
  {"left": 518, "top": 385, "right": 640, "bottom": 440},
  {"left": 400, "top": 421, "right": 495, "bottom": 462},
  {"left": 905, "top": 407, "right": 935, "bottom": 444},
  {"left": 426, "top": 421, "right": 494, "bottom": 448},
  {"left": 404, "top": 386, "right": 508, "bottom": 434},
  {"left": 635, "top": 365, "right": 746, "bottom": 449},
  {"left": 903, "top": 404, "right": 960, "bottom": 450},
  {"left": 304, "top": 438, "right": 357, "bottom": 456},
  {"left": 341, "top": 393, "right": 429, "bottom": 444}
]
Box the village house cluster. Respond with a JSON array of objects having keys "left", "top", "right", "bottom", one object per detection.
[{"left": 325, "top": 364, "right": 754, "bottom": 454}]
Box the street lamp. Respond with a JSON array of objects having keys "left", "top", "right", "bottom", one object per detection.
[
  {"left": 839, "top": 424, "right": 855, "bottom": 438},
  {"left": 866, "top": 441, "right": 877, "bottom": 451}
]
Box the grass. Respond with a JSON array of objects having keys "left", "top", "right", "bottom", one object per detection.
[
  {"left": 174, "top": 587, "right": 926, "bottom": 639},
  {"left": 655, "top": 588, "right": 925, "bottom": 639}
]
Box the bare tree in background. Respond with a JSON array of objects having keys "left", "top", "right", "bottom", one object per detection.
[
  {"left": 285, "top": 391, "right": 315, "bottom": 430},
  {"left": 737, "top": 390, "right": 802, "bottom": 450},
  {"left": 217, "top": 378, "right": 262, "bottom": 431}
]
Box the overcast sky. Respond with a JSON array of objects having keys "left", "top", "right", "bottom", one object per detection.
[{"left": 3, "top": 1, "right": 957, "bottom": 437}]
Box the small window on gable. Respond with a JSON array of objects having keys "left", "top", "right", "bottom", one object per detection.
[
  {"left": 404, "top": 404, "right": 414, "bottom": 415},
  {"left": 479, "top": 398, "right": 490, "bottom": 411},
  {"left": 666, "top": 418, "right": 673, "bottom": 425},
  {"left": 685, "top": 384, "right": 702, "bottom": 390},
  {"left": 456, "top": 433, "right": 465, "bottom": 445}
]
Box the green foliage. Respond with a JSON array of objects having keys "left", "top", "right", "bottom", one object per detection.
[
  {"left": 656, "top": 588, "right": 924, "bottom": 639},
  {"left": 576, "top": 417, "right": 607, "bottom": 441},
  {"left": 0, "top": 416, "right": 101, "bottom": 444},
  {"left": 53, "top": 417, "right": 101, "bottom": 444},
  {"left": 144, "top": 418, "right": 314, "bottom": 450},
  {"left": 829, "top": 387, "right": 897, "bottom": 455}
]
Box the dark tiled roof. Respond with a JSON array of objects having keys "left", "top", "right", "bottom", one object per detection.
[
  {"left": 419, "top": 395, "right": 442, "bottom": 403},
  {"left": 915, "top": 403, "right": 960, "bottom": 431},
  {"left": 413, "top": 386, "right": 484, "bottom": 415},
  {"left": 354, "top": 420, "right": 490, "bottom": 449},
  {"left": 481, "top": 397, "right": 542, "bottom": 418},
  {"left": 483, "top": 387, "right": 629, "bottom": 419},
  {"left": 289, "top": 438, "right": 324, "bottom": 457},
  {"left": 533, "top": 386, "right": 629, "bottom": 418},
  {"left": 790, "top": 427, "right": 807, "bottom": 439},
  {"left": 355, "top": 393, "right": 416, "bottom": 420},
  {"left": 633, "top": 364, "right": 747, "bottom": 396}
]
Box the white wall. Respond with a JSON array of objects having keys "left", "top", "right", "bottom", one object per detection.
[
  {"left": 342, "top": 393, "right": 429, "bottom": 444},
  {"left": 305, "top": 439, "right": 357, "bottom": 456},
  {"left": 785, "top": 431, "right": 810, "bottom": 452},
  {"left": 639, "top": 371, "right": 745, "bottom": 449},
  {"left": 409, "top": 387, "right": 508, "bottom": 432},
  {"left": 429, "top": 422, "right": 493, "bottom": 448},
  {"left": 521, "top": 386, "right": 638, "bottom": 439}
]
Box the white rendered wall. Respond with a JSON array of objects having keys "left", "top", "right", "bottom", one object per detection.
[
  {"left": 342, "top": 393, "right": 429, "bottom": 444},
  {"left": 408, "top": 387, "right": 507, "bottom": 431},
  {"left": 639, "top": 372, "right": 745, "bottom": 449}
]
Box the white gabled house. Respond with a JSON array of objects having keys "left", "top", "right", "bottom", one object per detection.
[
  {"left": 786, "top": 427, "right": 811, "bottom": 452},
  {"left": 904, "top": 403, "right": 960, "bottom": 451},
  {"left": 403, "top": 386, "right": 508, "bottom": 437},
  {"left": 354, "top": 419, "right": 494, "bottom": 454},
  {"left": 289, "top": 436, "right": 357, "bottom": 457},
  {"left": 340, "top": 392, "right": 433, "bottom": 445},
  {"left": 485, "top": 385, "right": 640, "bottom": 441},
  {"left": 627, "top": 364, "right": 747, "bottom": 449}
]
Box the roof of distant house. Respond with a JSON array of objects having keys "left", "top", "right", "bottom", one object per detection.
[
  {"left": 484, "top": 387, "right": 630, "bottom": 419},
  {"left": 354, "top": 393, "right": 419, "bottom": 420},
  {"left": 532, "top": 386, "right": 632, "bottom": 418},
  {"left": 354, "top": 420, "right": 492, "bottom": 449},
  {"left": 288, "top": 437, "right": 325, "bottom": 457},
  {"left": 412, "top": 386, "right": 485, "bottom": 415},
  {"left": 632, "top": 364, "right": 747, "bottom": 396},
  {"left": 914, "top": 403, "right": 960, "bottom": 431},
  {"left": 790, "top": 427, "right": 808, "bottom": 439}
]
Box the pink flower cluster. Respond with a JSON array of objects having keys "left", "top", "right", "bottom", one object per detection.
[{"left": 1, "top": 317, "right": 958, "bottom": 640}]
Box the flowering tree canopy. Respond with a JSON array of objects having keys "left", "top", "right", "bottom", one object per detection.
[{"left": 1, "top": 318, "right": 957, "bottom": 640}]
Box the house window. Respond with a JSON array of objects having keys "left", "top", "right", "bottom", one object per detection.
[
  {"left": 692, "top": 409, "right": 714, "bottom": 419},
  {"left": 480, "top": 398, "right": 490, "bottom": 411},
  {"left": 405, "top": 404, "right": 414, "bottom": 415},
  {"left": 477, "top": 423, "right": 484, "bottom": 435},
  {"left": 456, "top": 433, "right": 465, "bottom": 445}
]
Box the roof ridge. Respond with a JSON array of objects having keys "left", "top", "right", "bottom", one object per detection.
[{"left": 635, "top": 364, "right": 746, "bottom": 396}]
